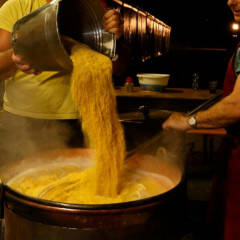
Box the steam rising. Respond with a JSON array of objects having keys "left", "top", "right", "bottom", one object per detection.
[
  {"left": 0, "top": 111, "right": 187, "bottom": 182},
  {"left": 156, "top": 130, "right": 187, "bottom": 170},
  {"left": 0, "top": 111, "right": 81, "bottom": 166},
  {"left": 128, "top": 129, "right": 187, "bottom": 171}
]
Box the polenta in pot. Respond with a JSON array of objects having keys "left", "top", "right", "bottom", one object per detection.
[{"left": 8, "top": 43, "right": 173, "bottom": 204}]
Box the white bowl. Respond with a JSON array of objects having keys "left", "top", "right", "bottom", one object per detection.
[{"left": 137, "top": 73, "right": 170, "bottom": 91}]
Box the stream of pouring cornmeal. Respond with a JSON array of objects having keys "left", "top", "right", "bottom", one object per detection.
[{"left": 8, "top": 43, "right": 172, "bottom": 204}]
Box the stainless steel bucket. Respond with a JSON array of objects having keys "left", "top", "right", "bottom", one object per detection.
[{"left": 11, "top": 0, "right": 116, "bottom": 72}]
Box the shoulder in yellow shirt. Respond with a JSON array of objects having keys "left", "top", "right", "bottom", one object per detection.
[
  {"left": 0, "top": 0, "right": 47, "bottom": 32},
  {"left": 0, "top": 0, "right": 78, "bottom": 119}
]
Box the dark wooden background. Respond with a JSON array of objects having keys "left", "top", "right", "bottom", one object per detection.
[{"left": 110, "top": 0, "right": 238, "bottom": 89}]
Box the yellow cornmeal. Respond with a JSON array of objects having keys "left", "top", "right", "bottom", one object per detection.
[
  {"left": 70, "top": 43, "right": 125, "bottom": 198},
  {"left": 9, "top": 164, "right": 170, "bottom": 204},
  {"left": 9, "top": 43, "right": 169, "bottom": 204}
]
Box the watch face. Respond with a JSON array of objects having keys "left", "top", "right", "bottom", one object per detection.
[{"left": 189, "top": 116, "right": 196, "bottom": 127}]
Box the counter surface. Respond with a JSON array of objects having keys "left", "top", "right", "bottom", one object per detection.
[
  {"left": 116, "top": 87, "right": 226, "bottom": 136},
  {"left": 115, "top": 87, "right": 222, "bottom": 100}
]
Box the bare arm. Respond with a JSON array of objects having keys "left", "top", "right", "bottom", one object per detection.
[
  {"left": 0, "top": 29, "right": 17, "bottom": 80},
  {"left": 162, "top": 75, "right": 240, "bottom": 131},
  {"left": 196, "top": 75, "right": 240, "bottom": 128},
  {"left": 103, "top": 9, "right": 123, "bottom": 40},
  {"left": 103, "top": 9, "right": 130, "bottom": 77}
]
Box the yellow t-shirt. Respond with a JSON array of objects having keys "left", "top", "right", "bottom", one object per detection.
[{"left": 0, "top": 0, "right": 78, "bottom": 119}]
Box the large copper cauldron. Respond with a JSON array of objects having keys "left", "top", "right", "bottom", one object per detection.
[{"left": 0, "top": 148, "right": 186, "bottom": 240}]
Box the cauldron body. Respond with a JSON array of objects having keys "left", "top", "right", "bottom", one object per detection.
[{"left": 0, "top": 148, "right": 187, "bottom": 240}]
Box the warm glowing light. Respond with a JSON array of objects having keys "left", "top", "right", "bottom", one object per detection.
[{"left": 232, "top": 22, "right": 239, "bottom": 31}]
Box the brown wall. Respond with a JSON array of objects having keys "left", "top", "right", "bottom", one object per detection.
[{"left": 0, "top": 0, "right": 7, "bottom": 7}]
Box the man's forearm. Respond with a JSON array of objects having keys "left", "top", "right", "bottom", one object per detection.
[
  {"left": 0, "top": 48, "right": 17, "bottom": 80},
  {"left": 196, "top": 95, "right": 240, "bottom": 128}
]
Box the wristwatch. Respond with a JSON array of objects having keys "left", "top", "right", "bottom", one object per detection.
[{"left": 188, "top": 114, "right": 197, "bottom": 128}]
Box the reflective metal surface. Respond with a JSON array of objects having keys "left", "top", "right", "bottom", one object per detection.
[
  {"left": 11, "top": 0, "right": 116, "bottom": 72},
  {"left": 0, "top": 148, "right": 186, "bottom": 240},
  {"left": 112, "top": 0, "right": 171, "bottom": 62}
]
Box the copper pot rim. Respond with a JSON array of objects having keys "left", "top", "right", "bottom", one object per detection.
[
  {"left": 3, "top": 175, "right": 185, "bottom": 212},
  {"left": 1, "top": 148, "right": 184, "bottom": 211}
]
